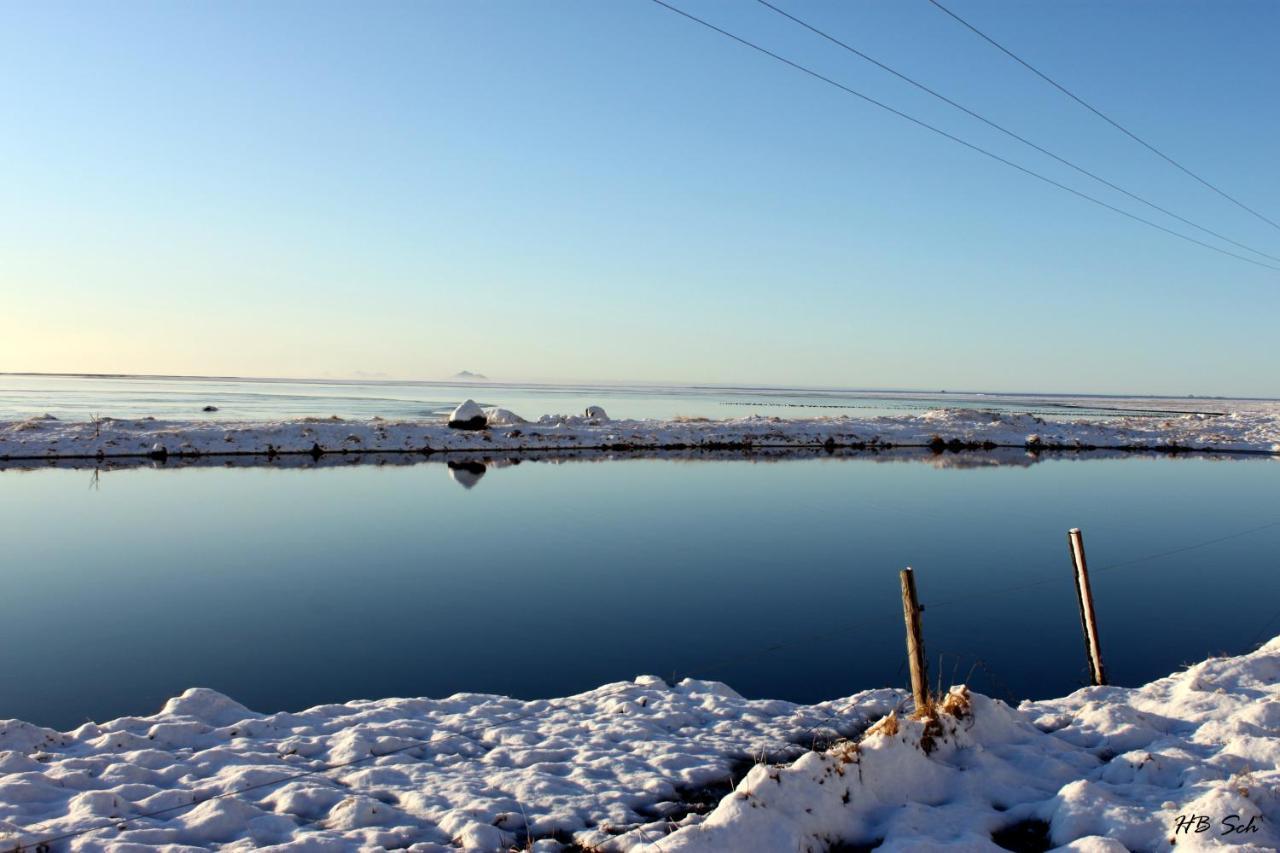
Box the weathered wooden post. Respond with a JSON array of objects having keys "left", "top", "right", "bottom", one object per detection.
[
  {"left": 899, "top": 567, "right": 930, "bottom": 716},
  {"left": 1067, "top": 528, "right": 1107, "bottom": 686}
]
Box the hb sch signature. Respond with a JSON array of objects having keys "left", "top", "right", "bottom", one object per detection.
[{"left": 1173, "top": 813, "right": 1261, "bottom": 836}]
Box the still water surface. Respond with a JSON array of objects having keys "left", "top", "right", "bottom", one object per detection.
[{"left": 3, "top": 452, "right": 1278, "bottom": 730}]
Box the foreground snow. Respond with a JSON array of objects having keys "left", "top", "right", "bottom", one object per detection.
[
  {"left": 2, "top": 403, "right": 1279, "bottom": 461},
  {"left": 2, "top": 640, "right": 1278, "bottom": 851}
]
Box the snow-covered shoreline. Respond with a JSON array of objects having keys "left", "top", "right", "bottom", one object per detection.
[
  {"left": 2, "top": 404, "right": 1279, "bottom": 462},
  {"left": 3, "top": 445, "right": 1249, "bottom": 475},
  {"left": 2, "top": 639, "right": 1278, "bottom": 851}
]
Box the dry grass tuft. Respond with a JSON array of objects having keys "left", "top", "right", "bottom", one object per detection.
[
  {"left": 940, "top": 686, "right": 972, "bottom": 720},
  {"left": 864, "top": 712, "right": 899, "bottom": 739},
  {"left": 830, "top": 739, "right": 860, "bottom": 765}
]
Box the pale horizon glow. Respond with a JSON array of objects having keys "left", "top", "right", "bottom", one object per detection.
[{"left": 3, "top": 1, "right": 1278, "bottom": 397}]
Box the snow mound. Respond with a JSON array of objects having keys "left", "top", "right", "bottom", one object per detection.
[
  {"left": 159, "top": 688, "right": 260, "bottom": 727},
  {"left": 646, "top": 645, "right": 1280, "bottom": 851},
  {"left": 483, "top": 407, "right": 527, "bottom": 426},
  {"left": 642, "top": 690, "right": 1092, "bottom": 851}
]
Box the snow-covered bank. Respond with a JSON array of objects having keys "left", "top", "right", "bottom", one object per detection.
[
  {"left": 2, "top": 446, "right": 1245, "bottom": 474},
  {"left": 3, "top": 640, "right": 1279, "bottom": 852},
  {"left": 2, "top": 404, "right": 1278, "bottom": 461}
]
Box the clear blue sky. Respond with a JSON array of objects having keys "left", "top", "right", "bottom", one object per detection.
[{"left": 3, "top": 0, "right": 1278, "bottom": 396}]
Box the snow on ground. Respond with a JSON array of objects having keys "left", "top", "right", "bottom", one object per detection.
[
  {"left": 2, "top": 402, "right": 1278, "bottom": 461},
  {"left": 2, "top": 639, "right": 1278, "bottom": 852},
  {"left": 649, "top": 639, "right": 1280, "bottom": 852},
  {"left": 0, "top": 681, "right": 900, "bottom": 852}
]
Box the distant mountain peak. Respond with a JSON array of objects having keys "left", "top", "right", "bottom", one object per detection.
[{"left": 451, "top": 371, "right": 487, "bottom": 380}]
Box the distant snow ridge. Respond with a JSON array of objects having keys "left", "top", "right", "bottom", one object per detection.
[
  {"left": 1, "top": 405, "right": 1278, "bottom": 460},
  {"left": 1, "top": 639, "right": 1278, "bottom": 850}
]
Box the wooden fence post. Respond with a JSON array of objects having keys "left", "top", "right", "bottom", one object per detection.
[
  {"left": 899, "top": 567, "right": 930, "bottom": 716},
  {"left": 1067, "top": 528, "right": 1107, "bottom": 686}
]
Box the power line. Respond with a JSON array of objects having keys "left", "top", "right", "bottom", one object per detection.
[
  {"left": 926, "top": 0, "right": 1280, "bottom": 234},
  {"left": 645, "top": 0, "right": 1280, "bottom": 273},
  {"left": 754, "top": 0, "right": 1280, "bottom": 264}
]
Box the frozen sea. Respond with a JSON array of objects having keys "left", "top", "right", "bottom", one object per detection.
[{"left": 0, "top": 372, "right": 1251, "bottom": 423}]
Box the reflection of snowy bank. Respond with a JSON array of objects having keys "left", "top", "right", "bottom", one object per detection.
[
  {"left": 2, "top": 404, "right": 1278, "bottom": 462},
  {"left": 1, "top": 445, "right": 1267, "bottom": 476},
  {"left": 3, "top": 639, "right": 1278, "bottom": 851}
]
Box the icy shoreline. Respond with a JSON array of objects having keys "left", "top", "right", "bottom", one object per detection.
[
  {"left": 2, "top": 639, "right": 1278, "bottom": 851},
  {"left": 2, "top": 405, "right": 1278, "bottom": 461},
  {"left": 2, "top": 445, "right": 1248, "bottom": 475}
]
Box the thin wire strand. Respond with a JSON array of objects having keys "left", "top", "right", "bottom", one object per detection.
[
  {"left": 927, "top": 517, "right": 1280, "bottom": 610},
  {"left": 925, "top": 0, "right": 1280, "bottom": 234},
  {"left": 645, "top": 0, "right": 1280, "bottom": 272},
  {"left": 675, "top": 618, "right": 899, "bottom": 683},
  {"left": 1092, "top": 518, "right": 1280, "bottom": 574},
  {"left": 1244, "top": 604, "right": 1280, "bottom": 653},
  {"left": 755, "top": 0, "right": 1280, "bottom": 264},
  {"left": 675, "top": 515, "right": 1280, "bottom": 680}
]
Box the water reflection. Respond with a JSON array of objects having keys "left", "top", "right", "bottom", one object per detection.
[
  {"left": 1, "top": 445, "right": 1268, "bottom": 478},
  {"left": 447, "top": 460, "right": 487, "bottom": 490},
  {"left": 2, "top": 450, "right": 1278, "bottom": 730}
]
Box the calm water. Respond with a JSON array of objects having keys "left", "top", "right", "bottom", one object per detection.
[
  {"left": 3, "top": 451, "right": 1278, "bottom": 730},
  {"left": 0, "top": 373, "right": 1241, "bottom": 423}
]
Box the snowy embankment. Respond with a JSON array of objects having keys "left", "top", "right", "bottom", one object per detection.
[
  {"left": 3, "top": 640, "right": 1279, "bottom": 851},
  {"left": 2, "top": 402, "right": 1278, "bottom": 461}
]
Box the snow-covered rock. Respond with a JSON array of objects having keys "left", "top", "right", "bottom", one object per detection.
[{"left": 446, "top": 399, "right": 487, "bottom": 431}]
